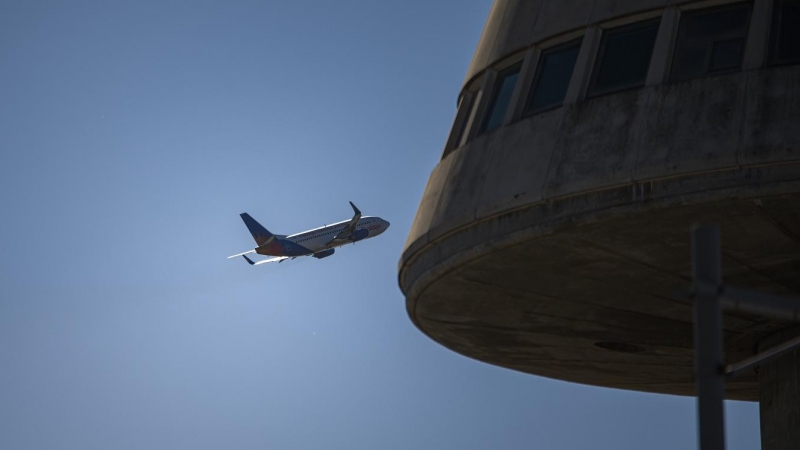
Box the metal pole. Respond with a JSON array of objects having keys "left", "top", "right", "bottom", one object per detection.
[
  {"left": 692, "top": 225, "right": 726, "bottom": 450},
  {"left": 721, "top": 286, "right": 800, "bottom": 322},
  {"left": 725, "top": 334, "right": 800, "bottom": 378}
]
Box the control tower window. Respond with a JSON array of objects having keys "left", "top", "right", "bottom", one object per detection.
[
  {"left": 479, "top": 62, "right": 522, "bottom": 135},
  {"left": 671, "top": 3, "right": 752, "bottom": 82},
  {"left": 451, "top": 96, "right": 472, "bottom": 148},
  {"left": 770, "top": 0, "right": 800, "bottom": 65},
  {"left": 523, "top": 38, "right": 582, "bottom": 115},
  {"left": 588, "top": 19, "right": 660, "bottom": 97}
]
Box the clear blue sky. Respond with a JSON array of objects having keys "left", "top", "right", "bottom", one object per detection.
[{"left": 0, "top": 1, "right": 760, "bottom": 449}]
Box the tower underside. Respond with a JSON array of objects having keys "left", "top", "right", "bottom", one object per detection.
[{"left": 405, "top": 182, "right": 800, "bottom": 401}]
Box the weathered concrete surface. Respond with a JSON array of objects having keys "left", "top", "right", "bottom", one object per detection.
[
  {"left": 543, "top": 88, "right": 647, "bottom": 197},
  {"left": 496, "top": 0, "right": 542, "bottom": 59},
  {"left": 403, "top": 189, "right": 800, "bottom": 400},
  {"left": 530, "top": 0, "right": 594, "bottom": 44},
  {"left": 465, "top": 0, "right": 511, "bottom": 90},
  {"left": 476, "top": 109, "right": 563, "bottom": 218},
  {"left": 741, "top": 68, "right": 800, "bottom": 165},
  {"left": 400, "top": 64, "right": 800, "bottom": 399},
  {"left": 409, "top": 65, "right": 800, "bottom": 256},
  {"left": 592, "top": 0, "right": 668, "bottom": 24},
  {"left": 759, "top": 326, "right": 800, "bottom": 449},
  {"left": 634, "top": 74, "right": 747, "bottom": 180},
  {"left": 403, "top": 152, "right": 457, "bottom": 253}
]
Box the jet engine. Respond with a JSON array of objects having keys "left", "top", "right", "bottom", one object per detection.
[
  {"left": 352, "top": 229, "right": 369, "bottom": 242},
  {"left": 313, "top": 249, "right": 335, "bottom": 259}
]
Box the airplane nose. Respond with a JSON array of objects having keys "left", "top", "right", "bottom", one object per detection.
[{"left": 383, "top": 220, "right": 391, "bottom": 229}]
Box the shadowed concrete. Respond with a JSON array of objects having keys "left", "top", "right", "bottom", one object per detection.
[
  {"left": 403, "top": 0, "right": 800, "bottom": 416},
  {"left": 404, "top": 191, "right": 800, "bottom": 400},
  {"left": 401, "top": 64, "right": 800, "bottom": 400},
  {"left": 402, "top": 1, "right": 800, "bottom": 448},
  {"left": 759, "top": 326, "right": 800, "bottom": 447}
]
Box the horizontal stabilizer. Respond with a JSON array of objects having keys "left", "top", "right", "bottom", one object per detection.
[
  {"left": 227, "top": 249, "right": 256, "bottom": 259},
  {"left": 242, "top": 254, "right": 289, "bottom": 265}
]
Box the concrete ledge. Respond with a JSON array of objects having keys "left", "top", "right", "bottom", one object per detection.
[
  {"left": 401, "top": 162, "right": 800, "bottom": 294},
  {"left": 399, "top": 166, "right": 800, "bottom": 399}
]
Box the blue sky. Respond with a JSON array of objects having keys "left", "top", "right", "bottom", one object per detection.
[{"left": 0, "top": 1, "right": 760, "bottom": 449}]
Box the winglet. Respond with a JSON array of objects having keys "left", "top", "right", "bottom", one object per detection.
[
  {"left": 349, "top": 201, "right": 361, "bottom": 216},
  {"left": 242, "top": 254, "right": 256, "bottom": 265}
]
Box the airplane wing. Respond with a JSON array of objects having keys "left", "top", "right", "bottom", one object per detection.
[
  {"left": 227, "top": 249, "right": 256, "bottom": 259},
  {"left": 242, "top": 254, "right": 290, "bottom": 265},
  {"left": 327, "top": 201, "right": 362, "bottom": 246}
]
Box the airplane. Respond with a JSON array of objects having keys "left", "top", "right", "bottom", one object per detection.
[{"left": 228, "top": 202, "right": 390, "bottom": 265}]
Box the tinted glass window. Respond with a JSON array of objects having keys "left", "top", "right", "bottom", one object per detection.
[
  {"left": 710, "top": 38, "right": 745, "bottom": 71},
  {"left": 456, "top": 91, "right": 482, "bottom": 148},
  {"left": 684, "top": 6, "right": 749, "bottom": 40},
  {"left": 589, "top": 20, "right": 660, "bottom": 96},
  {"left": 671, "top": 3, "right": 751, "bottom": 82},
  {"left": 480, "top": 63, "right": 522, "bottom": 134},
  {"left": 770, "top": 0, "right": 800, "bottom": 65},
  {"left": 675, "top": 45, "right": 709, "bottom": 80},
  {"left": 524, "top": 39, "right": 581, "bottom": 115},
  {"left": 450, "top": 95, "right": 474, "bottom": 151}
]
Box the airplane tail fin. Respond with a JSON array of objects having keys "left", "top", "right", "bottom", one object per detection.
[{"left": 240, "top": 213, "right": 274, "bottom": 246}]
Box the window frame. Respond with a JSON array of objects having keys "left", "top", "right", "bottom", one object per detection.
[
  {"left": 522, "top": 37, "right": 583, "bottom": 117},
  {"left": 478, "top": 61, "right": 523, "bottom": 136},
  {"left": 670, "top": 2, "right": 753, "bottom": 83},
  {"left": 587, "top": 18, "right": 662, "bottom": 98},
  {"left": 769, "top": 0, "right": 800, "bottom": 66},
  {"left": 441, "top": 83, "right": 483, "bottom": 159},
  {"left": 451, "top": 95, "right": 474, "bottom": 148}
]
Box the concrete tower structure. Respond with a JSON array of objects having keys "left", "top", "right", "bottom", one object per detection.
[{"left": 399, "top": 0, "right": 800, "bottom": 447}]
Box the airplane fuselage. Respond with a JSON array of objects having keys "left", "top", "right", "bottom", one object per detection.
[
  {"left": 255, "top": 216, "right": 389, "bottom": 257},
  {"left": 230, "top": 202, "right": 388, "bottom": 265}
]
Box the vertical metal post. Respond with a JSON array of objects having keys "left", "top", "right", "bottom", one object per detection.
[{"left": 692, "top": 225, "right": 726, "bottom": 450}]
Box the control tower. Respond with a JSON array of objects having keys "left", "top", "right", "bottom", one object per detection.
[{"left": 399, "top": 0, "right": 799, "bottom": 448}]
